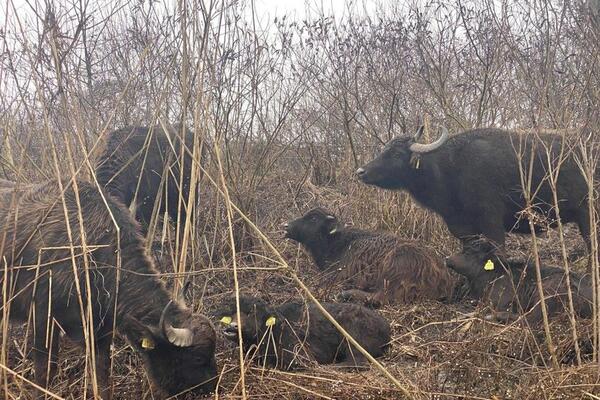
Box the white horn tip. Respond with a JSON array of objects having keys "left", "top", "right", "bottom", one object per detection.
[{"left": 166, "top": 326, "right": 194, "bottom": 347}]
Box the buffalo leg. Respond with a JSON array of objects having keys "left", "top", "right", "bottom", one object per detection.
[
  {"left": 32, "top": 315, "right": 60, "bottom": 398},
  {"left": 576, "top": 211, "right": 596, "bottom": 273},
  {"left": 93, "top": 334, "right": 113, "bottom": 400},
  {"left": 337, "top": 352, "right": 369, "bottom": 370},
  {"left": 335, "top": 289, "right": 381, "bottom": 308}
]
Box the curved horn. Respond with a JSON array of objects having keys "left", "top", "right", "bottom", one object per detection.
[
  {"left": 412, "top": 125, "right": 425, "bottom": 141},
  {"left": 160, "top": 300, "right": 194, "bottom": 347},
  {"left": 409, "top": 125, "right": 449, "bottom": 154}
]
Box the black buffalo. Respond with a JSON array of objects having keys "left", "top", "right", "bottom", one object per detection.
[
  {"left": 446, "top": 239, "right": 592, "bottom": 324},
  {"left": 0, "top": 179, "right": 217, "bottom": 398},
  {"left": 96, "top": 124, "right": 203, "bottom": 231},
  {"left": 216, "top": 295, "right": 390, "bottom": 369},
  {"left": 284, "top": 208, "right": 457, "bottom": 305},
  {"left": 357, "top": 127, "right": 592, "bottom": 250}
]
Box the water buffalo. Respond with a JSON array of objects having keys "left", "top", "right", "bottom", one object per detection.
[
  {"left": 0, "top": 179, "right": 217, "bottom": 398},
  {"left": 357, "top": 127, "right": 592, "bottom": 251},
  {"left": 284, "top": 208, "right": 457, "bottom": 306},
  {"left": 446, "top": 239, "right": 592, "bottom": 324},
  {"left": 96, "top": 124, "right": 203, "bottom": 231},
  {"left": 216, "top": 295, "right": 390, "bottom": 369}
]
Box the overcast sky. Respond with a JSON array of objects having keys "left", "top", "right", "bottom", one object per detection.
[
  {"left": 2, "top": 0, "right": 382, "bottom": 22},
  {"left": 251, "top": 0, "right": 379, "bottom": 19}
]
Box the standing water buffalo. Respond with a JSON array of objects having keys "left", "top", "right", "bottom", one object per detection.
[
  {"left": 0, "top": 180, "right": 217, "bottom": 398},
  {"left": 284, "top": 208, "right": 457, "bottom": 305},
  {"left": 446, "top": 239, "right": 592, "bottom": 324},
  {"left": 357, "top": 127, "right": 592, "bottom": 250},
  {"left": 96, "top": 124, "right": 202, "bottom": 231}
]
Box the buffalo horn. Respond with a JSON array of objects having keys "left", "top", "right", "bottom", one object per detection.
[
  {"left": 412, "top": 125, "right": 425, "bottom": 141},
  {"left": 160, "top": 300, "right": 194, "bottom": 347},
  {"left": 409, "top": 125, "right": 449, "bottom": 154}
]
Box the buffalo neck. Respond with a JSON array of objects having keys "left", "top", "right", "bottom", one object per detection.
[
  {"left": 402, "top": 151, "right": 453, "bottom": 214},
  {"left": 302, "top": 228, "right": 374, "bottom": 270},
  {"left": 114, "top": 240, "right": 178, "bottom": 327}
]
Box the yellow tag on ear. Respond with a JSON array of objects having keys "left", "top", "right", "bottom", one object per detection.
[
  {"left": 141, "top": 337, "right": 155, "bottom": 349},
  {"left": 484, "top": 259, "right": 495, "bottom": 271},
  {"left": 220, "top": 316, "right": 232, "bottom": 325},
  {"left": 265, "top": 316, "right": 276, "bottom": 327},
  {"left": 410, "top": 153, "right": 421, "bottom": 169}
]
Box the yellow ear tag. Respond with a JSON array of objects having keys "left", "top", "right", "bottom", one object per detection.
[
  {"left": 265, "top": 316, "right": 276, "bottom": 327},
  {"left": 220, "top": 316, "right": 232, "bottom": 325},
  {"left": 484, "top": 259, "right": 495, "bottom": 271},
  {"left": 141, "top": 337, "right": 155, "bottom": 349},
  {"left": 410, "top": 153, "right": 421, "bottom": 169}
]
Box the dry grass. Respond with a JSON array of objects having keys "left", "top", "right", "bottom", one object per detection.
[
  {"left": 1, "top": 0, "right": 600, "bottom": 398},
  {"left": 3, "top": 224, "right": 596, "bottom": 399}
]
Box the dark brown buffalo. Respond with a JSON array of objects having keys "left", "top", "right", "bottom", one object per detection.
[
  {"left": 0, "top": 179, "right": 217, "bottom": 398},
  {"left": 216, "top": 295, "right": 390, "bottom": 369},
  {"left": 446, "top": 239, "right": 592, "bottom": 324},
  {"left": 96, "top": 124, "right": 202, "bottom": 230},
  {"left": 357, "top": 127, "right": 592, "bottom": 251},
  {"left": 284, "top": 208, "right": 457, "bottom": 306}
]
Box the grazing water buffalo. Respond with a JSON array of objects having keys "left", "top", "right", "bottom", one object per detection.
[
  {"left": 216, "top": 295, "right": 390, "bottom": 369},
  {"left": 284, "top": 208, "right": 457, "bottom": 306},
  {"left": 0, "top": 180, "right": 217, "bottom": 398},
  {"left": 357, "top": 127, "right": 592, "bottom": 250},
  {"left": 446, "top": 239, "right": 592, "bottom": 324},
  {"left": 96, "top": 124, "right": 202, "bottom": 230}
]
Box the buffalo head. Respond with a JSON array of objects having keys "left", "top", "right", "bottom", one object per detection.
[
  {"left": 216, "top": 295, "right": 279, "bottom": 346},
  {"left": 445, "top": 239, "right": 509, "bottom": 282},
  {"left": 356, "top": 125, "right": 449, "bottom": 189},
  {"left": 283, "top": 208, "right": 342, "bottom": 244},
  {"left": 124, "top": 301, "right": 218, "bottom": 397}
]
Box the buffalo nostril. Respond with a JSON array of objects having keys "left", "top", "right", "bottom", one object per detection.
[
  {"left": 356, "top": 167, "right": 365, "bottom": 175},
  {"left": 283, "top": 223, "right": 289, "bottom": 229}
]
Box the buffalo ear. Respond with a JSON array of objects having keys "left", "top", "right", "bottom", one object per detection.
[{"left": 121, "top": 316, "right": 159, "bottom": 352}]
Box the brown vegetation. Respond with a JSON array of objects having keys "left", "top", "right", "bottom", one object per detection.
[{"left": 1, "top": 0, "right": 599, "bottom": 398}]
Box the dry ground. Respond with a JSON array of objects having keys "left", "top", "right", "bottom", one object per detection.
[{"left": 3, "top": 219, "right": 598, "bottom": 400}]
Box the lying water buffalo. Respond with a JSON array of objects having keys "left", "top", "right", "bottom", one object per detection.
[
  {"left": 284, "top": 208, "right": 457, "bottom": 305},
  {"left": 0, "top": 179, "right": 217, "bottom": 398},
  {"left": 446, "top": 239, "right": 592, "bottom": 324},
  {"left": 216, "top": 295, "right": 390, "bottom": 369},
  {"left": 357, "top": 127, "right": 592, "bottom": 250},
  {"left": 96, "top": 124, "right": 202, "bottom": 230}
]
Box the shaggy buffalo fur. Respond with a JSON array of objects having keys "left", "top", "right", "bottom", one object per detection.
[
  {"left": 284, "top": 208, "right": 457, "bottom": 305},
  {"left": 96, "top": 124, "right": 202, "bottom": 230},
  {"left": 446, "top": 239, "right": 592, "bottom": 324},
  {"left": 0, "top": 179, "right": 217, "bottom": 398},
  {"left": 215, "top": 295, "right": 390, "bottom": 369}
]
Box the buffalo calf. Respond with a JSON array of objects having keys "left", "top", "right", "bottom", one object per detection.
[
  {"left": 284, "top": 208, "right": 456, "bottom": 305},
  {"left": 216, "top": 295, "right": 390, "bottom": 369},
  {"left": 0, "top": 180, "right": 217, "bottom": 398},
  {"left": 446, "top": 240, "right": 592, "bottom": 324}
]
